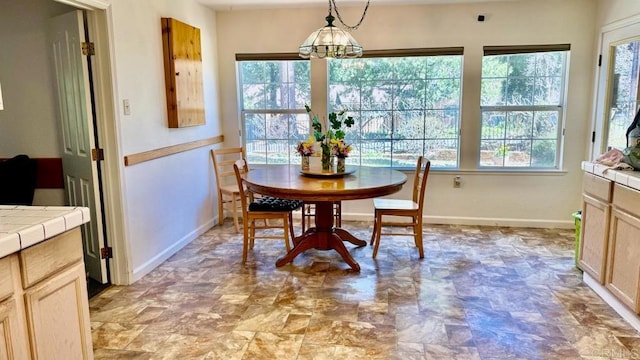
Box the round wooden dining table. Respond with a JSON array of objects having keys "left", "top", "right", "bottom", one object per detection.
[{"left": 242, "top": 165, "right": 407, "bottom": 271}]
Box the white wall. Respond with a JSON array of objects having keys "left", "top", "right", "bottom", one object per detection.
[
  {"left": 216, "top": 0, "right": 597, "bottom": 228},
  {"left": 597, "top": 0, "right": 640, "bottom": 26},
  {"left": 0, "top": 0, "right": 71, "bottom": 157},
  {"left": 0, "top": 0, "right": 73, "bottom": 205},
  {"left": 107, "top": 0, "right": 220, "bottom": 281}
]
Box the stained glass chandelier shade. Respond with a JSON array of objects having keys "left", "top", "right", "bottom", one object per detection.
[
  {"left": 299, "top": 15, "right": 362, "bottom": 59},
  {"left": 299, "top": 0, "right": 369, "bottom": 59}
]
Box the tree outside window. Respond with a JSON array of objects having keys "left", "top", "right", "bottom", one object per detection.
[
  {"left": 480, "top": 48, "right": 568, "bottom": 169},
  {"left": 328, "top": 55, "right": 462, "bottom": 169},
  {"left": 238, "top": 60, "right": 310, "bottom": 165}
]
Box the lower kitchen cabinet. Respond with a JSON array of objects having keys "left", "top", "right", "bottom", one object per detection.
[
  {"left": 0, "top": 207, "right": 92, "bottom": 360},
  {"left": 0, "top": 255, "right": 30, "bottom": 360},
  {"left": 580, "top": 194, "right": 611, "bottom": 282},
  {"left": 579, "top": 173, "right": 613, "bottom": 283},
  {"left": 23, "top": 262, "right": 92, "bottom": 359},
  {"left": 19, "top": 228, "right": 93, "bottom": 360},
  {"left": 605, "top": 184, "right": 640, "bottom": 313}
]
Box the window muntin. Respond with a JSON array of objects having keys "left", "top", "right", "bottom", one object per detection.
[
  {"left": 328, "top": 55, "right": 463, "bottom": 169},
  {"left": 480, "top": 50, "right": 568, "bottom": 168},
  {"left": 238, "top": 60, "right": 310, "bottom": 165}
]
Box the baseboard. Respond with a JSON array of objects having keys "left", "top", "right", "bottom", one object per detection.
[
  {"left": 583, "top": 272, "right": 640, "bottom": 333},
  {"left": 341, "top": 213, "right": 574, "bottom": 229},
  {"left": 131, "top": 217, "right": 216, "bottom": 283}
]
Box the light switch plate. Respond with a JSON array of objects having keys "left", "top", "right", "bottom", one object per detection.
[{"left": 123, "top": 99, "right": 130, "bottom": 115}]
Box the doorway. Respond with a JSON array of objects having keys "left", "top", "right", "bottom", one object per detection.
[
  {"left": 593, "top": 20, "right": 640, "bottom": 157},
  {"left": 49, "top": 0, "right": 128, "bottom": 288},
  {"left": 50, "top": 9, "right": 111, "bottom": 294}
]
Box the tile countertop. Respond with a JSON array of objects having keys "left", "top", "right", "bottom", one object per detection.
[
  {"left": 582, "top": 161, "right": 640, "bottom": 191},
  {"left": 0, "top": 205, "right": 90, "bottom": 259}
]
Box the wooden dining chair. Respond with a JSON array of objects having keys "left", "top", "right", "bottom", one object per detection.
[
  {"left": 370, "top": 156, "right": 431, "bottom": 259},
  {"left": 233, "top": 159, "right": 303, "bottom": 263},
  {"left": 210, "top": 147, "right": 246, "bottom": 232},
  {"left": 301, "top": 201, "right": 342, "bottom": 232}
]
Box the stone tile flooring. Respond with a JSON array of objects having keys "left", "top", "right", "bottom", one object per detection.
[{"left": 90, "top": 222, "right": 640, "bottom": 359}]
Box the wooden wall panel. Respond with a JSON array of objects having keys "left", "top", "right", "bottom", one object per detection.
[{"left": 161, "top": 18, "right": 205, "bottom": 128}]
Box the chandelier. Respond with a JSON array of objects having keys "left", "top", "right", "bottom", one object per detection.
[{"left": 298, "top": 0, "right": 370, "bottom": 59}]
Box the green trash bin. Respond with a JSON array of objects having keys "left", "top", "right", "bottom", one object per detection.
[{"left": 572, "top": 211, "right": 582, "bottom": 270}]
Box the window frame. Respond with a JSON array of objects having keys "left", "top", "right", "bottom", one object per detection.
[
  {"left": 236, "top": 54, "right": 311, "bottom": 166},
  {"left": 326, "top": 47, "right": 464, "bottom": 170},
  {"left": 479, "top": 45, "right": 570, "bottom": 170}
]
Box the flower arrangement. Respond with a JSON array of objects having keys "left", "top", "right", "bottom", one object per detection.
[
  {"left": 305, "top": 105, "right": 354, "bottom": 171},
  {"left": 304, "top": 105, "right": 355, "bottom": 171},
  {"left": 330, "top": 138, "right": 352, "bottom": 158},
  {"left": 296, "top": 136, "right": 315, "bottom": 156}
]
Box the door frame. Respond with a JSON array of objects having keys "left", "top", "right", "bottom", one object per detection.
[
  {"left": 591, "top": 14, "right": 640, "bottom": 160},
  {"left": 53, "top": 0, "right": 130, "bottom": 285}
]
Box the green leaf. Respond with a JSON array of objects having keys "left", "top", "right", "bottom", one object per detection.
[
  {"left": 344, "top": 116, "right": 354, "bottom": 128},
  {"left": 329, "top": 112, "right": 341, "bottom": 130},
  {"left": 326, "top": 129, "right": 335, "bottom": 140},
  {"left": 312, "top": 114, "right": 325, "bottom": 142},
  {"left": 335, "top": 129, "right": 345, "bottom": 140},
  {"left": 305, "top": 104, "right": 312, "bottom": 113}
]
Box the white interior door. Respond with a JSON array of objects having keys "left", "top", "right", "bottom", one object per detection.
[{"left": 50, "top": 10, "right": 107, "bottom": 283}]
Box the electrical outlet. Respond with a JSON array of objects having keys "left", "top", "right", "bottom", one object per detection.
[{"left": 453, "top": 176, "right": 461, "bottom": 188}]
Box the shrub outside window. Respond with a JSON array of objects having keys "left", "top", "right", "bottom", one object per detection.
[{"left": 480, "top": 46, "right": 569, "bottom": 169}]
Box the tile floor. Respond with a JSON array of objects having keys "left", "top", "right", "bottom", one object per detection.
[{"left": 90, "top": 222, "right": 640, "bottom": 359}]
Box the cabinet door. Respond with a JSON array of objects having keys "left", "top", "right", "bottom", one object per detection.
[
  {"left": 579, "top": 194, "right": 611, "bottom": 283},
  {"left": 606, "top": 208, "right": 640, "bottom": 312},
  {"left": 0, "top": 296, "right": 30, "bottom": 360},
  {"left": 0, "top": 254, "right": 30, "bottom": 360},
  {"left": 23, "top": 262, "right": 93, "bottom": 360}
]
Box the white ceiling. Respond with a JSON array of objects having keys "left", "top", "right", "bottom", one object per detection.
[{"left": 197, "top": 0, "right": 521, "bottom": 11}]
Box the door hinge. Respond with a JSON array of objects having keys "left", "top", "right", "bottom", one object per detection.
[
  {"left": 598, "top": 54, "right": 602, "bottom": 67},
  {"left": 592, "top": 131, "right": 596, "bottom": 143},
  {"left": 82, "top": 42, "right": 95, "bottom": 56},
  {"left": 92, "top": 148, "right": 104, "bottom": 161},
  {"left": 100, "top": 247, "right": 113, "bottom": 259}
]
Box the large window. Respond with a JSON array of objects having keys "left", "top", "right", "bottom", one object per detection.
[
  {"left": 328, "top": 50, "right": 463, "bottom": 169},
  {"left": 480, "top": 45, "right": 569, "bottom": 169},
  {"left": 237, "top": 57, "right": 310, "bottom": 164}
]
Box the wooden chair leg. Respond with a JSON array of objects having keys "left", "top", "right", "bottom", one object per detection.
[
  {"left": 416, "top": 220, "right": 424, "bottom": 259},
  {"left": 301, "top": 205, "right": 306, "bottom": 233},
  {"left": 370, "top": 213, "right": 377, "bottom": 246},
  {"left": 287, "top": 212, "right": 295, "bottom": 248},
  {"left": 249, "top": 220, "right": 256, "bottom": 249},
  {"left": 242, "top": 219, "right": 249, "bottom": 263},
  {"left": 283, "top": 215, "right": 291, "bottom": 252},
  {"left": 232, "top": 195, "right": 240, "bottom": 233},
  {"left": 218, "top": 191, "right": 225, "bottom": 226},
  {"left": 372, "top": 212, "right": 383, "bottom": 259}
]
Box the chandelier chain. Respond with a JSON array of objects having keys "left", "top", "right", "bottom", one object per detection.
[{"left": 329, "top": 0, "right": 370, "bottom": 31}]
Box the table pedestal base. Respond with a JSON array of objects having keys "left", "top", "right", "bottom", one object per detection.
[{"left": 275, "top": 202, "right": 366, "bottom": 271}]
